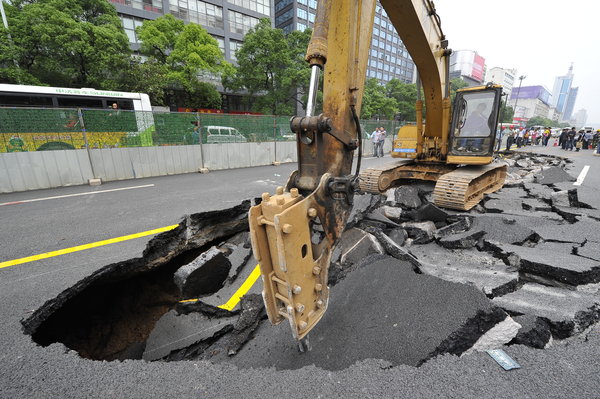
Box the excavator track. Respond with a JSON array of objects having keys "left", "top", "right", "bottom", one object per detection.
[
  {"left": 359, "top": 161, "right": 507, "bottom": 211},
  {"left": 359, "top": 161, "right": 456, "bottom": 193},
  {"left": 432, "top": 163, "right": 507, "bottom": 211}
]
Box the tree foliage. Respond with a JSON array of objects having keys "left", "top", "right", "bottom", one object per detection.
[
  {"left": 385, "top": 78, "right": 417, "bottom": 121},
  {"left": 223, "top": 19, "right": 312, "bottom": 115},
  {"left": 525, "top": 116, "right": 558, "bottom": 129},
  {"left": 500, "top": 103, "right": 514, "bottom": 123},
  {"left": 449, "top": 78, "right": 468, "bottom": 102},
  {"left": 0, "top": 0, "right": 130, "bottom": 88},
  {"left": 360, "top": 78, "right": 399, "bottom": 119},
  {"left": 135, "top": 14, "right": 228, "bottom": 108}
]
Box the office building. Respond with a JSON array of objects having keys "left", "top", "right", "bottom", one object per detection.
[
  {"left": 507, "top": 85, "right": 551, "bottom": 121},
  {"left": 551, "top": 64, "right": 574, "bottom": 115},
  {"left": 485, "top": 67, "right": 516, "bottom": 95},
  {"left": 273, "top": 1, "right": 415, "bottom": 85},
  {"left": 571, "top": 108, "right": 588, "bottom": 128},
  {"left": 449, "top": 50, "right": 486, "bottom": 87},
  {"left": 562, "top": 86, "right": 578, "bottom": 122}
]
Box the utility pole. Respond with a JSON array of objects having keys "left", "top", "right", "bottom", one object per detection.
[{"left": 512, "top": 75, "right": 526, "bottom": 127}]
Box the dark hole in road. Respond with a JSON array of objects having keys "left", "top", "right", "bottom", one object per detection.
[
  {"left": 22, "top": 201, "right": 252, "bottom": 362},
  {"left": 30, "top": 246, "right": 208, "bottom": 361}
]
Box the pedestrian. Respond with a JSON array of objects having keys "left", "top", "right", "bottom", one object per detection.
[
  {"left": 574, "top": 129, "right": 584, "bottom": 152},
  {"left": 593, "top": 129, "right": 600, "bottom": 152},
  {"left": 370, "top": 127, "right": 379, "bottom": 156},
  {"left": 584, "top": 129, "right": 593, "bottom": 149},
  {"left": 377, "top": 126, "right": 386, "bottom": 157},
  {"left": 543, "top": 127, "right": 551, "bottom": 146},
  {"left": 567, "top": 127, "right": 576, "bottom": 151},
  {"left": 498, "top": 126, "right": 510, "bottom": 151},
  {"left": 560, "top": 128, "right": 568, "bottom": 149},
  {"left": 517, "top": 128, "right": 525, "bottom": 148},
  {"left": 505, "top": 130, "right": 515, "bottom": 151}
]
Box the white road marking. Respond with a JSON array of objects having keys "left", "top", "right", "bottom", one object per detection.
[
  {"left": 573, "top": 165, "right": 590, "bottom": 186},
  {"left": 0, "top": 184, "right": 155, "bottom": 206}
]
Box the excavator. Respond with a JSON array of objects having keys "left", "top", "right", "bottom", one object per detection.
[{"left": 248, "top": 0, "right": 506, "bottom": 348}]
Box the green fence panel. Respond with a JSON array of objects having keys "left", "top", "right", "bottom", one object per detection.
[{"left": 0, "top": 107, "right": 402, "bottom": 152}]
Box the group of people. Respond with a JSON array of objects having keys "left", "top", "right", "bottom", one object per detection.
[
  {"left": 370, "top": 126, "right": 387, "bottom": 157},
  {"left": 557, "top": 127, "right": 600, "bottom": 152},
  {"left": 502, "top": 127, "right": 552, "bottom": 151}
]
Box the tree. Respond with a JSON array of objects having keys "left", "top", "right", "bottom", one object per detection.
[
  {"left": 360, "top": 78, "right": 398, "bottom": 119},
  {"left": 526, "top": 116, "right": 556, "bottom": 129},
  {"left": 136, "top": 14, "right": 229, "bottom": 108},
  {"left": 499, "top": 103, "right": 514, "bottom": 123},
  {"left": 0, "top": 0, "right": 130, "bottom": 88},
  {"left": 223, "top": 19, "right": 312, "bottom": 115},
  {"left": 449, "top": 78, "right": 468, "bottom": 102},
  {"left": 385, "top": 78, "right": 417, "bottom": 121}
]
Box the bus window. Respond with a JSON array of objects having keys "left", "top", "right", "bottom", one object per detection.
[
  {"left": 0, "top": 94, "right": 53, "bottom": 107},
  {"left": 57, "top": 96, "right": 103, "bottom": 109}
]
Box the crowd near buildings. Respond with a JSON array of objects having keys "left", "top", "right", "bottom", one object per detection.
[{"left": 111, "top": 0, "right": 586, "bottom": 125}]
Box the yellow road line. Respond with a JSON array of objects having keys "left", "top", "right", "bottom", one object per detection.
[
  {"left": 0, "top": 224, "right": 179, "bottom": 269},
  {"left": 180, "top": 264, "right": 262, "bottom": 311}
]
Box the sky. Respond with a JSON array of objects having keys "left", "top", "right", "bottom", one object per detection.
[{"left": 434, "top": 0, "right": 600, "bottom": 124}]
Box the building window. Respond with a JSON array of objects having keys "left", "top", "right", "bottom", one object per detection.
[
  {"left": 298, "top": 0, "right": 307, "bottom": 4},
  {"left": 110, "top": 0, "right": 162, "bottom": 13},
  {"left": 309, "top": 0, "right": 317, "bottom": 9},
  {"left": 214, "top": 36, "right": 225, "bottom": 54},
  {"left": 275, "top": 8, "right": 293, "bottom": 26},
  {"left": 297, "top": 22, "right": 307, "bottom": 31},
  {"left": 120, "top": 15, "right": 145, "bottom": 44},
  {"left": 229, "top": 0, "right": 271, "bottom": 16},
  {"left": 297, "top": 8, "right": 308, "bottom": 20},
  {"left": 169, "top": 0, "right": 224, "bottom": 29},
  {"left": 281, "top": 23, "right": 293, "bottom": 34},
  {"left": 229, "top": 10, "right": 259, "bottom": 34},
  {"left": 275, "top": 0, "right": 293, "bottom": 12},
  {"left": 229, "top": 39, "right": 243, "bottom": 61},
  {"left": 308, "top": 12, "right": 315, "bottom": 23}
]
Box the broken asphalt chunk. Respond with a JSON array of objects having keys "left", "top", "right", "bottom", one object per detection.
[
  {"left": 534, "top": 166, "right": 575, "bottom": 185},
  {"left": 438, "top": 229, "right": 485, "bottom": 249},
  {"left": 392, "top": 186, "right": 422, "bottom": 209},
  {"left": 485, "top": 241, "right": 600, "bottom": 287},
  {"left": 511, "top": 315, "right": 552, "bottom": 349},
  {"left": 493, "top": 283, "right": 600, "bottom": 339},
  {"left": 174, "top": 247, "right": 232, "bottom": 299}
]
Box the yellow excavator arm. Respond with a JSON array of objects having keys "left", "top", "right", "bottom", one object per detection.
[{"left": 248, "top": 0, "right": 504, "bottom": 345}]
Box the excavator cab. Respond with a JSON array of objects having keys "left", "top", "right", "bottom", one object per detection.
[{"left": 448, "top": 85, "right": 503, "bottom": 164}]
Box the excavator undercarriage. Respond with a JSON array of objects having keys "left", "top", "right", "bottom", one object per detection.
[{"left": 359, "top": 162, "right": 507, "bottom": 211}]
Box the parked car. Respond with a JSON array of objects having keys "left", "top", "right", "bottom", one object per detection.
[{"left": 200, "top": 126, "right": 247, "bottom": 143}]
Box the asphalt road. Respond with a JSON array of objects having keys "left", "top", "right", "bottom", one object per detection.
[{"left": 1, "top": 151, "right": 599, "bottom": 398}]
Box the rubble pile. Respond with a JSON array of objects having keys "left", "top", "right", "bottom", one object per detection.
[{"left": 22, "top": 152, "right": 600, "bottom": 371}]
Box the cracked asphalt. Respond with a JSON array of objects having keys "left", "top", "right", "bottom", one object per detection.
[{"left": 1, "top": 150, "right": 600, "bottom": 398}]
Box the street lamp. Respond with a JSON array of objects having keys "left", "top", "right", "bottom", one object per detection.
[{"left": 512, "top": 75, "right": 526, "bottom": 126}]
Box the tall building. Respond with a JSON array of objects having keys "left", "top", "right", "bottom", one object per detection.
[
  {"left": 110, "top": 0, "right": 271, "bottom": 110},
  {"left": 507, "top": 85, "right": 551, "bottom": 122},
  {"left": 551, "top": 64, "right": 574, "bottom": 115},
  {"left": 571, "top": 108, "right": 588, "bottom": 128},
  {"left": 562, "top": 86, "right": 578, "bottom": 122},
  {"left": 273, "top": 1, "right": 415, "bottom": 85},
  {"left": 485, "top": 67, "right": 516, "bottom": 95},
  {"left": 449, "top": 50, "right": 486, "bottom": 87}
]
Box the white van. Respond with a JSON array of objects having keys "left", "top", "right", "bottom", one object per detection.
[{"left": 201, "top": 126, "right": 247, "bottom": 143}]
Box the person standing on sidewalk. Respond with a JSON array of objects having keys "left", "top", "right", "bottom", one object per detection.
[
  {"left": 567, "top": 127, "right": 576, "bottom": 151},
  {"left": 560, "top": 128, "right": 568, "bottom": 149},
  {"left": 376, "top": 126, "right": 387, "bottom": 157},
  {"left": 370, "top": 127, "right": 380, "bottom": 157}
]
